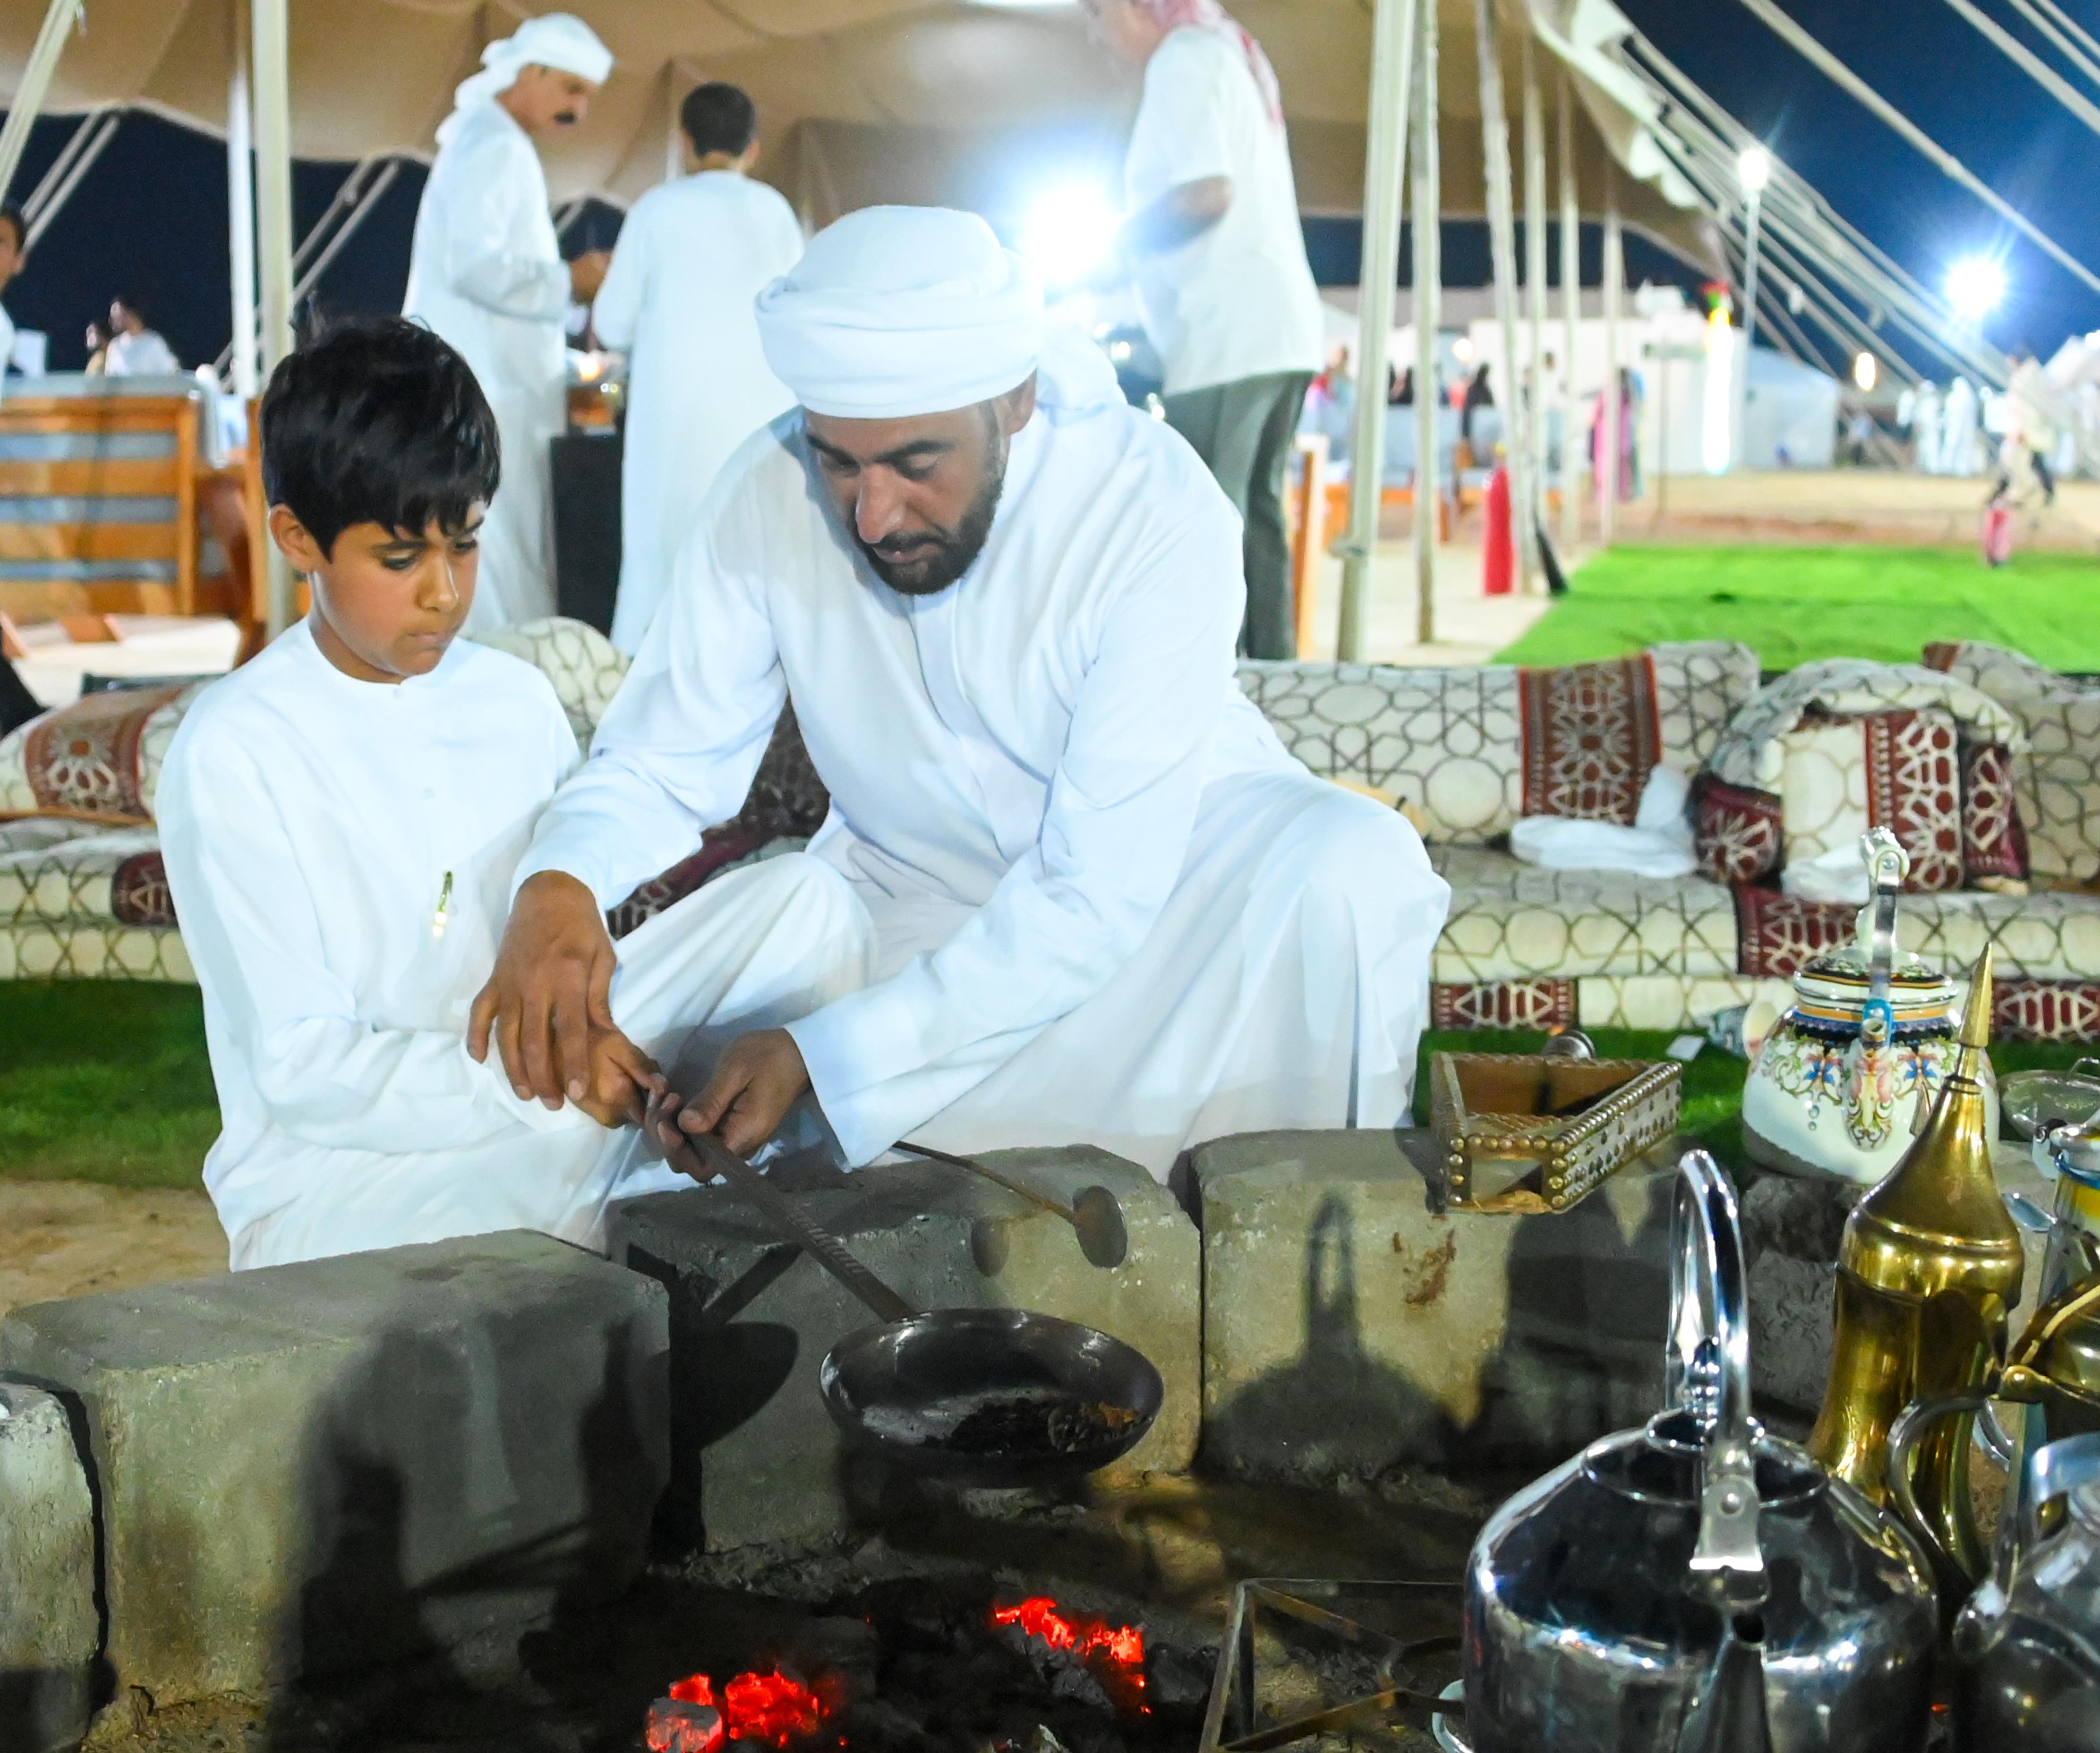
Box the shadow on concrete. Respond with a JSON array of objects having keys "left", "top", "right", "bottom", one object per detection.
[{"left": 1204, "top": 1162, "right": 1674, "bottom": 1486}]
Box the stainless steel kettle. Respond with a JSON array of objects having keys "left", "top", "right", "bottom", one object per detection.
[
  {"left": 1949, "top": 1431, "right": 2100, "bottom": 1750},
  {"left": 1459, "top": 1150, "right": 1940, "bottom": 1753}
]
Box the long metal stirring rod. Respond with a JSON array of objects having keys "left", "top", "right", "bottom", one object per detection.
[{"left": 893, "top": 1140, "right": 1129, "bottom": 1270}]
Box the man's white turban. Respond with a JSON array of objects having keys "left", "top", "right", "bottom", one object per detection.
[
  {"left": 439, "top": 14, "right": 614, "bottom": 144},
  {"left": 755, "top": 205, "right": 1122, "bottom": 422}
]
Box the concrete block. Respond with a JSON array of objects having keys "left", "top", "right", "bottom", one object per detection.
[
  {"left": 0, "top": 1230, "right": 668, "bottom": 1709},
  {"left": 609, "top": 1147, "right": 1198, "bottom": 1553},
  {"left": 0, "top": 1383, "right": 97, "bottom": 1753},
  {"left": 1191, "top": 1128, "right": 1680, "bottom": 1481},
  {"left": 1742, "top": 1146, "right": 2057, "bottom": 1419}
]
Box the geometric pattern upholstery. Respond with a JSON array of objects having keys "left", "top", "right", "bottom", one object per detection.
[
  {"left": 0, "top": 678, "right": 206, "bottom": 821},
  {"left": 464, "top": 615, "right": 631, "bottom": 754},
  {"left": 1429, "top": 845, "right": 1738, "bottom": 982},
  {"left": 1772, "top": 709, "right": 1963, "bottom": 893},
  {"left": 1925, "top": 638, "right": 2100, "bottom": 890}
]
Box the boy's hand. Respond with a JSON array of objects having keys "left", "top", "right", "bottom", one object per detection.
[
  {"left": 470, "top": 870, "right": 616, "bottom": 1109},
  {"left": 676, "top": 1029, "right": 811, "bottom": 1159},
  {"left": 572, "top": 1027, "right": 662, "bottom": 1129}
]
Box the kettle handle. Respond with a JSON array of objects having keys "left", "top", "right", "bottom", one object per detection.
[
  {"left": 2016, "top": 1430, "right": 2100, "bottom": 1562},
  {"left": 1887, "top": 1392, "right": 1994, "bottom": 1592},
  {"left": 1856, "top": 828, "right": 1908, "bottom": 1045},
  {"left": 1672, "top": 1149, "right": 1766, "bottom": 1603}
]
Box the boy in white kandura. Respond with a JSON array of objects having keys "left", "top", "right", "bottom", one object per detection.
[{"left": 157, "top": 318, "right": 871, "bottom": 1268}]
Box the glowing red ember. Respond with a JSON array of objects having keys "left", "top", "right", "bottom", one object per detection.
[
  {"left": 990, "top": 1597, "right": 1147, "bottom": 1712},
  {"left": 663, "top": 1670, "right": 828, "bottom": 1747}
]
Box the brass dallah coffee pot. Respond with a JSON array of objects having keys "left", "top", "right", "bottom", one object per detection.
[{"left": 1809, "top": 947, "right": 2026, "bottom": 1594}]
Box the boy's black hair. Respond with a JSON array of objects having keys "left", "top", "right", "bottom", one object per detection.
[
  {"left": 680, "top": 82, "right": 758, "bottom": 160},
  {"left": 260, "top": 316, "right": 500, "bottom": 557},
  {"left": 0, "top": 204, "right": 25, "bottom": 254}
]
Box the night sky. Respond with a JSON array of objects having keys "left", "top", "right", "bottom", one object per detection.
[{"left": 2, "top": 0, "right": 2097, "bottom": 372}]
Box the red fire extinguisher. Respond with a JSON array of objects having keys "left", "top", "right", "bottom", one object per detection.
[
  {"left": 1982, "top": 502, "right": 2014, "bottom": 568},
  {"left": 1482, "top": 460, "right": 1514, "bottom": 596}
]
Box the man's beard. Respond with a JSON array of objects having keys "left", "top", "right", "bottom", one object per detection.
[{"left": 856, "top": 427, "right": 1007, "bottom": 597}]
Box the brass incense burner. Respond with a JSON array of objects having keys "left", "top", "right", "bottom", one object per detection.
[{"left": 1808, "top": 947, "right": 2025, "bottom": 1596}]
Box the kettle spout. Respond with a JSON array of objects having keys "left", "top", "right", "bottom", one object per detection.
[{"left": 1675, "top": 1615, "right": 1775, "bottom": 1753}]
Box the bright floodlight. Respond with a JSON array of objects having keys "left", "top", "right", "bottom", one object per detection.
[
  {"left": 1021, "top": 185, "right": 1121, "bottom": 287},
  {"left": 1737, "top": 144, "right": 1773, "bottom": 195},
  {"left": 1853, "top": 352, "right": 1878, "bottom": 392},
  {"left": 1947, "top": 256, "right": 2006, "bottom": 322}
]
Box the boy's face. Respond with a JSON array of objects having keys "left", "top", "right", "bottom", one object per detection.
[{"left": 269, "top": 506, "right": 482, "bottom": 683}]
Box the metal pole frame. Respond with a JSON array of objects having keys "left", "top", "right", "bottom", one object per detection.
[
  {"left": 0, "top": 0, "right": 85, "bottom": 207},
  {"left": 1337, "top": 0, "right": 1422, "bottom": 662},
  {"left": 228, "top": 0, "right": 259, "bottom": 401},
  {"left": 22, "top": 109, "right": 117, "bottom": 251},
  {"left": 1558, "top": 69, "right": 1580, "bottom": 554},
  {"left": 1475, "top": 0, "right": 1535, "bottom": 590},
  {"left": 1601, "top": 171, "right": 1621, "bottom": 547},
  {"left": 252, "top": 0, "right": 297, "bottom": 636},
  {"left": 1522, "top": 28, "right": 1548, "bottom": 581},
  {"left": 1413, "top": 0, "right": 1440, "bottom": 646},
  {"left": 1733, "top": 183, "right": 1761, "bottom": 472}
]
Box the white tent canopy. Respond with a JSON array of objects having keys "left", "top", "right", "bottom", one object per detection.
[{"left": 0, "top": 0, "right": 1719, "bottom": 252}]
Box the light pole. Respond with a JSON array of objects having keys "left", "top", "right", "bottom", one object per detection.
[{"left": 1733, "top": 144, "right": 1772, "bottom": 472}]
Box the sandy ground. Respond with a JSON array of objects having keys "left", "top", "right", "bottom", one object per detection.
[
  {"left": 1609, "top": 468, "right": 2100, "bottom": 550},
  {"left": 0, "top": 1180, "right": 227, "bottom": 1322}
]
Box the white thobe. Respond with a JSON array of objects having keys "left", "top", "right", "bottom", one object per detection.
[
  {"left": 591, "top": 170, "right": 805, "bottom": 655},
  {"left": 1941, "top": 377, "right": 1981, "bottom": 477},
  {"left": 104, "top": 328, "right": 179, "bottom": 375},
  {"left": 403, "top": 101, "right": 568, "bottom": 630},
  {"left": 1124, "top": 26, "right": 1323, "bottom": 396},
  {"left": 518, "top": 399, "right": 1450, "bottom": 1179},
  {"left": 156, "top": 621, "right": 873, "bottom": 1268}
]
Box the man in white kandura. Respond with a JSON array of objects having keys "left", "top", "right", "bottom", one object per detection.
[
  {"left": 403, "top": 13, "right": 614, "bottom": 631},
  {"left": 471, "top": 206, "right": 1449, "bottom": 1183},
  {"left": 592, "top": 80, "right": 805, "bottom": 654}
]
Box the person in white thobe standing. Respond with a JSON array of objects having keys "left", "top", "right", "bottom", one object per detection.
[
  {"left": 469, "top": 206, "right": 1449, "bottom": 1184},
  {"left": 592, "top": 81, "right": 805, "bottom": 654},
  {"left": 1085, "top": 0, "right": 1323, "bottom": 660},
  {"left": 403, "top": 14, "right": 614, "bottom": 631}
]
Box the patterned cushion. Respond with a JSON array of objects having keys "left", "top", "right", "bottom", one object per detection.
[
  {"left": 1734, "top": 878, "right": 2100, "bottom": 982},
  {"left": 1773, "top": 709, "right": 1963, "bottom": 893},
  {"left": 1924, "top": 639, "right": 2100, "bottom": 889},
  {"left": 0, "top": 921, "right": 191, "bottom": 980},
  {"left": 1430, "top": 845, "right": 1738, "bottom": 982},
  {"left": 606, "top": 705, "right": 830, "bottom": 938},
  {"left": 1692, "top": 773, "right": 1783, "bottom": 885},
  {"left": 1961, "top": 741, "right": 2028, "bottom": 885},
  {"left": 1240, "top": 640, "right": 1759, "bottom": 844},
  {"left": 0, "top": 821, "right": 169, "bottom": 927},
  {"left": 466, "top": 616, "right": 630, "bottom": 751},
  {"left": 0, "top": 681, "right": 207, "bottom": 823}
]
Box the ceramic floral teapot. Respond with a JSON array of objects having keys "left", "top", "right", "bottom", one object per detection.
[{"left": 1742, "top": 828, "right": 1997, "bottom": 1185}]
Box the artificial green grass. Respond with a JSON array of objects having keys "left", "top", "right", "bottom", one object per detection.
[
  {"left": 0, "top": 982, "right": 220, "bottom": 1188},
  {"left": 1495, "top": 545, "right": 2100, "bottom": 672},
  {"left": 3, "top": 983, "right": 2092, "bottom": 1194}
]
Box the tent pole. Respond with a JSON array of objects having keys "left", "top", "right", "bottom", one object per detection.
[
  {"left": 1413, "top": 0, "right": 1439, "bottom": 647},
  {"left": 23, "top": 107, "right": 98, "bottom": 224},
  {"left": 291, "top": 163, "right": 400, "bottom": 306},
  {"left": 227, "top": 0, "right": 259, "bottom": 401},
  {"left": 1474, "top": 0, "right": 1533, "bottom": 590},
  {"left": 252, "top": 0, "right": 296, "bottom": 635},
  {"left": 1522, "top": 27, "right": 1547, "bottom": 583},
  {"left": 22, "top": 111, "right": 116, "bottom": 251},
  {"left": 1601, "top": 170, "right": 1621, "bottom": 547},
  {"left": 1337, "top": 0, "right": 1420, "bottom": 662},
  {"left": 1558, "top": 69, "right": 1579, "bottom": 555},
  {"left": 1938, "top": 0, "right": 2100, "bottom": 141},
  {"left": 0, "top": 0, "right": 85, "bottom": 206}
]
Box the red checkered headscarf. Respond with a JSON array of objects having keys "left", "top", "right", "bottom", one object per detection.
[{"left": 1135, "top": 0, "right": 1284, "bottom": 127}]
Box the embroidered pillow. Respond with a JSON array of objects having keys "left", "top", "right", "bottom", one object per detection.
[
  {"left": 0, "top": 680, "right": 208, "bottom": 824},
  {"left": 1691, "top": 772, "right": 1783, "bottom": 884},
  {"left": 1773, "top": 708, "right": 1963, "bottom": 893}
]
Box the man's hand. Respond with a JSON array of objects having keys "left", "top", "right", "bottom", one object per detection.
[
  {"left": 568, "top": 249, "right": 612, "bottom": 304},
  {"left": 677, "top": 1028, "right": 811, "bottom": 1158},
  {"left": 469, "top": 870, "right": 616, "bottom": 1108},
  {"left": 572, "top": 1027, "right": 663, "bottom": 1128}
]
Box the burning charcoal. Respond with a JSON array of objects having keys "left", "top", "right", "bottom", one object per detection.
[{"left": 646, "top": 1696, "right": 725, "bottom": 1753}]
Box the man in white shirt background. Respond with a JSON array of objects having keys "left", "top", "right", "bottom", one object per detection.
[
  {"left": 403, "top": 13, "right": 615, "bottom": 631},
  {"left": 470, "top": 206, "right": 1446, "bottom": 1184},
  {"left": 592, "top": 81, "right": 806, "bottom": 654},
  {"left": 102, "top": 295, "right": 180, "bottom": 375},
  {"left": 1087, "top": 0, "right": 1325, "bottom": 660}
]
